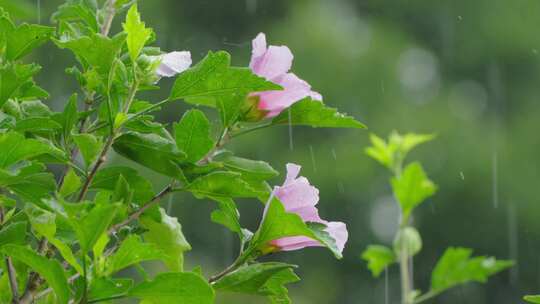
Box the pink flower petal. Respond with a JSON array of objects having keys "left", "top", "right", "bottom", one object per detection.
[
  {"left": 256, "top": 73, "right": 314, "bottom": 117},
  {"left": 270, "top": 236, "right": 322, "bottom": 251},
  {"left": 248, "top": 33, "right": 322, "bottom": 118},
  {"left": 155, "top": 51, "right": 192, "bottom": 77},
  {"left": 325, "top": 221, "right": 348, "bottom": 253},
  {"left": 249, "top": 33, "right": 268, "bottom": 69},
  {"left": 266, "top": 164, "right": 348, "bottom": 255},
  {"left": 249, "top": 33, "right": 293, "bottom": 81}
]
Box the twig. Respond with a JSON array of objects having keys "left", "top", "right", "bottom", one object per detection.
[
  {"left": 100, "top": 0, "right": 116, "bottom": 36},
  {"left": 6, "top": 257, "right": 19, "bottom": 303},
  {"left": 77, "top": 135, "right": 115, "bottom": 201},
  {"left": 33, "top": 274, "right": 81, "bottom": 301},
  {"left": 108, "top": 185, "right": 174, "bottom": 234},
  {"left": 1, "top": 207, "right": 19, "bottom": 304},
  {"left": 198, "top": 128, "right": 230, "bottom": 165},
  {"left": 19, "top": 239, "right": 49, "bottom": 304}
]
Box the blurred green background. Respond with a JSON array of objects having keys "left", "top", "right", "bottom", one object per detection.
[{"left": 5, "top": 0, "right": 540, "bottom": 302}]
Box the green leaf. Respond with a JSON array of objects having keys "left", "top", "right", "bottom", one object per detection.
[
  {"left": 215, "top": 92, "right": 246, "bottom": 127},
  {"left": 49, "top": 238, "right": 83, "bottom": 274},
  {"left": 430, "top": 247, "right": 513, "bottom": 293},
  {"left": 391, "top": 132, "right": 435, "bottom": 156},
  {"left": 0, "top": 222, "right": 27, "bottom": 246},
  {"left": 59, "top": 169, "right": 81, "bottom": 197},
  {"left": 55, "top": 93, "right": 79, "bottom": 138},
  {"left": 210, "top": 197, "right": 242, "bottom": 235},
  {"left": 71, "top": 203, "right": 118, "bottom": 252},
  {"left": 128, "top": 272, "right": 215, "bottom": 304},
  {"left": 306, "top": 222, "right": 343, "bottom": 259},
  {"left": 112, "top": 132, "right": 186, "bottom": 178},
  {"left": 106, "top": 235, "right": 167, "bottom": 275},
  {"left": 169, "top": 51, "right": 280, "bottom": 101},
  {"left": 14, "top": 117, "right": 62, "bottom": 133},
  {"left": 272, "top": 98, "right": 366, "bottom": 129},
  {"left": 250, "top": 197, "right": 341, "bottom": 258},
  {"left": 366, "top": 132, "right": 435, "bottom": 171},
  {"left": 525, "top": 295, "right": 540, "bottom": 304},
  {"left": 0, "top": 132, "right": 61, "bottom": 168},
  {"left": 54, "top": 33, "right": 126, "bottom": 77},
  {"left": 27, "top": 205, "right": 83, "bottom": 274},
  {"left": 20, "top": 100, "right": 51, "bottom": 117},
  {"left": 174, "top": 109, "right": 214, "bottom": 163},
  {"left": 0, "top": 162, "right": 56, "bottom": 203},
  {"left": 264, "top": 268, "right": 300, "bottom": 304},
  {"left": 217, "top": 155, "right": 279, "bottom": 181},
  {"left": 123, "top": 4, "right": 152, "bottom": 62},
  {"left": 90, "top": 166, "right": 154, "bottom": 203},
  {"left": 0, "top": 63, "right": 41, "bottom": 108},
  {"left": 214, "top": 262, "right": 299, "bottom": 303},
  {"left": 0, "top": 14, "right": 54, "bottom": 60},
  {"left": 88, "top": 278, "right": 133, "bottom": 302},
  {"left": 391, "top": 162, "right": 437, "bottom": 218},
  {"left": 365, "top": 133, "right": 394, "bottom": 170},
  {"left": 72, "top": 133, "right": 102, "bottom": 167},
  {"left": 51, "top": 0, "right": 99, "bottom": 32},
  {"left": 140, "top": 208, "right": 191, "bottom": 272},
  {"left": 1, "top": 244, "right": 69, "bottom": 304},
  {"left": 186, "top": 171, "right": 260, "bottom": 199},
  {"left": 112, "top": 175, "right": 133, "bottom": 205},
  {"left": 361, "top": 245, "right": 396, "bottom": 277}
]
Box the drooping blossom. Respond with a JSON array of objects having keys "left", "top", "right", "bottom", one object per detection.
[
  {"left": 152, "top": 51, "right": 192, "bottom": 77},
  {"left": 265, "top": 163, "right": 348, "bottom": 253},
  {"left": 249, "top": 33, "right": 322, "bottom": 118}
]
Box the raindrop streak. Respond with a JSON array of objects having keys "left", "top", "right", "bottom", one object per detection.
[
  {"left": 430, "top": 200, "right": 436, "bottom": 214},
  {"left": 409, "top": 256, "right": 414, "bottom": 290},
  {"left": 246, "top": 0, "right": 258, "bottom": 15},
  {"left": 37, "top": 0, "right": 41, "bottom": 24},
  {"left": 309, "top": 145, "right": 317, "bottom": 172},
  {"left": 166, "top": 192, "right": 174, "bottom": 214},
  {"left": 492, "top": 151, "right": 498, "bottom": 209},
  {"left": 331, "top": 148, "right": 337, "bottom": 160},
  {"left": 508, "top": 204, "right": 519, "bottom": 285},
  {"left": 337, "top": 181, "right": 345, "bottom": 194},
  {"left": 460, "top": 171, "right": 465, "bottom": 180},
  {"left": 288, "top": 109, "right": 294, "bottom": 151},
  {"left": 384, "top": 267, "right": 389, "bottom": 304}
]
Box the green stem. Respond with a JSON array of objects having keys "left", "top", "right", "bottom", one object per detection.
[
  {"left": 125, "top": 97, "right": 170, "bottom": 124},
  {"left": 230, "top": 122, "right": 272, "bottom": 138},
  {"left": 80, "top": 254, "right": 88, "bottom": 304},
  {"left": 399, "top": 233, "right": 412, "bottom": 304},
  {"left": 88, "top": 295, "right": 126, "bottom": 303},
  {"left": 208, "top": 254, "right": 246, "bottom": 284},
  {"left": 413, "top": 290, "right": 441, "bottom": 304}
]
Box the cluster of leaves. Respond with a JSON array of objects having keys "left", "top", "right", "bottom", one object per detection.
[
  {"left": 361, "top": 132, "right": 513, "bottom": 304},
  {"left": 0, "top": 1, "right": 364, "bottom": 303}
]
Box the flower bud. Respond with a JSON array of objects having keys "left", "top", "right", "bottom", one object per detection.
[
  {"left": 393, "top": 226, "right": 422, "bottom": 257},
  {"left": 239, "top": 95, "right": 269, "bottom": 122}
]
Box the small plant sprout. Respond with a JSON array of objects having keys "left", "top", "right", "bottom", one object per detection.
[{"left": 361, "top": 131, "right": 513, "bottom": 304}]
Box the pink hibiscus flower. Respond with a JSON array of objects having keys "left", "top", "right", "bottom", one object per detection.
[
  {"left": 249, "top": 33, "right": 322, "bottom": 118},
  {"left": 266, "top": 163, "right": 348, "bottom": 253}
]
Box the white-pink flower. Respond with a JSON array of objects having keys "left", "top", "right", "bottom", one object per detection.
[
  {"left": 153, "top": 51, "right": 192, "bottom": 77},
  {"left": 249, "top": 33, "right": 322, "bottom": 118},
  {"left": 267, "top": 163, "right": 348, "bottom": 253}
]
